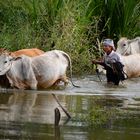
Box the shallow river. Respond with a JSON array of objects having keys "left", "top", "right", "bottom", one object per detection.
[{"left": 0, "top": 75, "right": 140, "bottom": 140}]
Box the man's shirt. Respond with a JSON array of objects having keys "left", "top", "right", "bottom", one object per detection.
[{"left": 103, "top": 50, "right": 122, "bottom": 67}]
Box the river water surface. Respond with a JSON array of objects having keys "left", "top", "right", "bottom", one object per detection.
[{"left": 0, "top": 75, "right": 140, "bottom": 140}]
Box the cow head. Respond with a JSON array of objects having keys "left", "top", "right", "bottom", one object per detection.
[
  {"left": 116, "top": 37, "right": 131, "bottom": 55},
  {"left": 0, "top": 53, "right": 14, "bottom": 75}
]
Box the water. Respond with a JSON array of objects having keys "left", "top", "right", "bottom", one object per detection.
[{"left": 0, "top": 75, "right": 140, "bottom": 140}]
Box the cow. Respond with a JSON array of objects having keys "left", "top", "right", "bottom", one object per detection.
[
  {"left": 0, "top": 48, "right": 44, "bottom": 57},
  {"left": 0, "top": 48, "right": 44, "bottom": 88},
  {"left": 121, "top": 54, "right": 140, "bottom": 78},
  {"left": 0, "top": 50, "right": 76, "bottom": 89},
  {"left": 116, "top": 37, "right": 140, "bottom": 55}
]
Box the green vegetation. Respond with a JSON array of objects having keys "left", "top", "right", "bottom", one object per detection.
[
  {"left": 70, "top": 96, "right": 118, "bottom": 127},
  {"left": 70, "top": 96, "right": 140, "bottom": 128},
  {"left": 0, "top": 0, "right": 140, "bottom": 74},
  {"left": 72, "top": 105, "right": 140, "bottom": 128},
  {"left": 75, "top": 106, "right": 117, "bottom": 127}
]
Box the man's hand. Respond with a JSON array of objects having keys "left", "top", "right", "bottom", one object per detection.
[{"left": 92, "top": 60, "right": 98, "bottom": 64}]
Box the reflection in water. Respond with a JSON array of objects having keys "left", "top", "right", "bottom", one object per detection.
[
  {"left": 0, "top": 92, "right": 68, "bottom": 124},
  {"left": 0, "top": 76, "right": 140, "bottom": 140},
  {"left": 0, "top": 92, "right": 68, "bottom": 139}
]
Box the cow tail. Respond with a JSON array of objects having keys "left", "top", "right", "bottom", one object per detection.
[{"left": 62, "top": 52, "right": 80, "bottom": 88}]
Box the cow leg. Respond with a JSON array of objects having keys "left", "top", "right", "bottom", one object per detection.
[
  {"left": 53, "top": 75, "right": 69, "bottom": 87},
  {"left": 53, "top": 79, "right": 61, "bottom": 86},
  {"left": 30, "top": 82, "right": 37, "bottom": 90},
  {"left": 60, "top": 75, "right": 69, "bottom": 86}
]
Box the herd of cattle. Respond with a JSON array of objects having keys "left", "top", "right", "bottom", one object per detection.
[
  {"left": 0, "top": 37, "right": 140, "bottom": 89},
  {"left": 0, "top": 48, "right": 75, "bottom": 89}
]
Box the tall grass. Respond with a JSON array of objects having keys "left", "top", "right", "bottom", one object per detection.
[
  {"left": 101, "top": 0, "right": 140, "bottom": 40},
  {"left": 0, "top": 0, "right": 140, "bottom": 74}
]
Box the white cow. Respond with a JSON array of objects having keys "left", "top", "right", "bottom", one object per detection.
[
  {"left": 116, "top": 37, "right": 140, "bottom": 55},
  {"left": 0, "top": 48, "right": 44, "bottom": 88},
  {"left": 0, "top": 50, "right": 76, "bottom": 89},
  {"left": 122, "top": 54, "right": 140, "bottom": 78}
]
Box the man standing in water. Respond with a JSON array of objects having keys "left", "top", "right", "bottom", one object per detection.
[{"left": 92, "top": 38, "right": 126, "bottom": 85}]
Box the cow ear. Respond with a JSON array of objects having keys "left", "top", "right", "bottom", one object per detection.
[
  {"left": 9, "top": 56, "right": 21, "bottom": 61},
  {"left": 9, "top": 56, "right": 15, "bottom": 61},
  {"left": 14, "top": 56, "right": 22, "bottom": 61},
  {"left": 127, "top": 40, "right": 131, "bottom": 45}
]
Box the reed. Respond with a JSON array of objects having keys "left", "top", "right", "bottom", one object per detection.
[
  {"left": 0, "top": 0, "right": 139, "bottom": 74},
  {"left": 100, "top": 0, "right": 140, "bottom": 40}
]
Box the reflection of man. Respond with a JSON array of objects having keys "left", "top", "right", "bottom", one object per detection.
[{"left": 92, "top": 39, "right": 125, "bottom": 85}]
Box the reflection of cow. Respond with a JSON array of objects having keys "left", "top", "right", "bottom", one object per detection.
[
  {"left": 0, "top": 50, "right": 74, "bottom": 89},
  {"left": 116, "top": 37, "right": 140, "bottom": 55},
  {"left": 0, "top": 92, "right": 68, "bottom": 124},
  {"left": 0, "top": 48, "right": 44, "bottom": 88}
]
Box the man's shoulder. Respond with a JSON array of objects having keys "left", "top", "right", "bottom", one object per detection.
[{"left": 111, "top": 51, "right": 120, "bottom": 57}]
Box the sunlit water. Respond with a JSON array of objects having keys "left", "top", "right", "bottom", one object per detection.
[{"left": 0, "top": 75, "right": 140, "bottom": 140}]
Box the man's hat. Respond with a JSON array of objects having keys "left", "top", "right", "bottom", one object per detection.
[{"left": 103, "top": 39, "right": 115, "bottom": 49}]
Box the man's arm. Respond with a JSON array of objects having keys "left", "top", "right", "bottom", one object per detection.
[{"left": 92, "top": 60, "right": 106, "bottom": 67}]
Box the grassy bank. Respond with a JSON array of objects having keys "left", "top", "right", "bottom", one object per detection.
[{"left": 0, "top": 0, "right": 140, "bottom": 74}]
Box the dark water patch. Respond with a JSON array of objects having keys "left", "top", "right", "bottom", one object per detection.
[{"left": 0, "top": 121, "right": 58, "bottom": 140}]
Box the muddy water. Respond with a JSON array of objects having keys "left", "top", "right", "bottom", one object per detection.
[{"left": 0, "top": 75, "right": 140, "bottom": 140}]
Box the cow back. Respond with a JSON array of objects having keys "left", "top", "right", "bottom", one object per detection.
[{"left": 11, "top": 48, "right": 44, "bottom": 57}]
